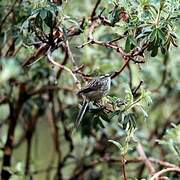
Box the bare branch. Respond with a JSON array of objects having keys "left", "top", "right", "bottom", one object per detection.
[
  {"left": 47, "top": 50, "right": 81, "bottom": 89},
  {"left": 91, "top": 0, "right": 102, "bottom": 19},
  {"left": 151, "top": 167, "right": 180, "bottom": 180},
  {"left": 111, "top": 58, "right": 131, "bottom": 79},
  {"left": 137, "top": 142, "right": 155, "bottom": 175},
  {"left": 65, "top": 40, "right": 77, "bottom": 66}
]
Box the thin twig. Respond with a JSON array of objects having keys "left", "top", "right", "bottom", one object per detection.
[
  {"left": 149, "top": 158, "right": 179, "bottom": 168},
  {"left": 65, "top": 40, "right": 77, "bottom": 66},
  {"left": 107, "top": 35, "right": 126, "bottom": 44},
  {"left": 91, "top": 0, "right": 102, "bottom": 19},
  {"left": 132, "top": 80, "right": 144, "bottom": 96},
  {"left": 152, "top": 53, "right": 169, "bottom": 92},
  {"left": 47, "top": 50, "right": 81, "bottom": 89},
  {"left": 127, "top": 64, "right": 133, "bottom": 90},
  {"left": 121, "top": 156, "right": 127, "bottom": 180},
  {"left": 111, "top": 58, "right": 131, "bottom": 79},
  {"left": 57, "top": 46, "right": 69, "bottom": 78},
  {"left": 76, "top": 40, "right": 92, "bottom": 48}
]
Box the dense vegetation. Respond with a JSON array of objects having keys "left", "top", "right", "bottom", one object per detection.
[{"left": 0, "top": 0, "right": 180, "bottom": 179}]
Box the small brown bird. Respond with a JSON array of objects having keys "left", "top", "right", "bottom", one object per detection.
[{"left": 75, "top": 74, "right": 111, "bottom": 128}]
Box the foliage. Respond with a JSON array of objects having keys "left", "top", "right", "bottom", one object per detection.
[{"left": 0, "top": 0, "right": 180, "bottom": 179}]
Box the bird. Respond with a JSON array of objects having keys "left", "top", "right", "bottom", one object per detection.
[{"left": 75, "top": 74, "right": 111, "bottom": 128}]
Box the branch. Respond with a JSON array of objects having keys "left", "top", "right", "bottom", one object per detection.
[
  {"left": 73, "top": 65, "right": 92, "bottom": 80},
  {"left": 75, "top": 15, "right": 147, "bottom": 80},
  {"left": 22, "top": 19, "right": 85, "bottom": 68},
  {"left": 65, "top": 40, "right": 77, "bottom": 66},
  {"left": 47, "top": 50, "right": 81, "bottom": 89},
  {"left": 77, "top": 16, "right": 147, "bottom": 64},
  {"left": 121, "top": 156, "right": 127, "bottom": 180},
  {"left": 22, "top": 43, "right": 49, "bottom": 67},
  {"left": 48, "top": 93, "right": 63, "bottom": 179},
  {"left": 152, "top": 53, "right": 169, "bottom": 92},
  {"left": 91, "top": 0, "right": 102, "bottom": 19},
  {"left": 111, "top": 58, "right": 131, "bottom": 79},
  {"left": 77, "top": 18, "right": 128, "bottom": 59},
  {"left": 132, "top": 80, "right": 144, "bottom": 96},
  {"left": 1, "top": 84, "right": 28, "bottom": 180},
  {"left": 0, "top": 0, "right": 19, "bottom": 30},
  {"left": 57, "top": 46, "right": 69, "bottom": 78},
  {"left": 67, "top": 18, "right": 86, "bottom": 37},
  {"left": 149, "top": 158, "right": 179, "bottom": 168},
  {"left": 28, "top": 85, "right": 74, "bottom": 96},
  {"left": 25, "top": 116, "right": 37, "bottom": 176},
  {"left": 151, "top": 167, "right": 180, "bottom": 180},
  {"left": 136, "top": 142, "right": 155, "bottom": 175}
]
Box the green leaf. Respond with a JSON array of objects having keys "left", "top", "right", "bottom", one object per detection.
[
  {"left": 148, "top": 29, "right": 157, "bottom": 42},
  {"left": 143, "top": 91, "right": 153, "bottom": 105},
  {"left": 98, "top": 118, "right": 106, "bottom": 128},
  {"left": 99, "top": 111, "right": 110, "bottom": 122},
  {"left": 160, "top": 0, "right": 165, "bottom": 10},
  {"left": 170, "top": 36, "right": 178, "bottom": 47},
  {"left": 35, "top": 13, "right": 43, "bottom": 29},
  {"left": 157, "top": 28, "right": 166, "bottom": 43},
  {"left": 125, "top": 36, "right": 131, "bottom": 52},
  {"left": 110, "top": 6, "right": 120, "bottom": 25},
  {"left": 125, "top": 35, "right": 137, "bottom": 52},
  {"left": 44, "top": 10, "right": 53, "bottom": 28},
  {"left": 139, "top": 105, "right": 148, "bottom": 119},
  {"left": 123, "top": 113, "right": 136, "bottom": 130},
  {"left": 108, "top": 140, "right": 123, "bottom": 150},
  {"left": 151, "top": 46, "right": 158, "bottom": 57},
  {"left": 40, "top": 8, "right": 48, "bottom": 20},
  {"left": 136, "top": 32, "right": 146, "bottom": 40},
  {"left": 142, "top": 27, "right": 153, "bottom": 34},
  {"left": 21, "top": 20, "right": 29, "bottom": 30},
  {"left": 129, "top": 36, "right": 137, "bottom": 46},
  {"left": 125, "top": 90, "right": 134, "bottom": 104},
  {"left": 172, "top": 143, "right": 180, "bottom": 157},
  {"left": 160, "top": 46, "right": 166, "bottom": 54},
  {"left": 109, "top": 110, "right": 121, "bottom": 120},
  {"left": 170, "top": 32, "right": 178, "bottom": 39},
  {"left": 118, "top": 111, "right": 123, "bottom": 123},
  {"left": 62, "top": 27, "right": 68, "bottom": 41}
]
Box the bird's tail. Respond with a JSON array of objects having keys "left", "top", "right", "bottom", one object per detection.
[{"left": 75, "top": 100, "right": 89, "bottom": 128}]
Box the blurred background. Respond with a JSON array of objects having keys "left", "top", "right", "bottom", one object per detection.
[{"left": 0, "top": 0, "right": 180, "bottom": 179}]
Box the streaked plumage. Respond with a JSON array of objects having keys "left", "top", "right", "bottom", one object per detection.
[{"left": 75, "top": 74, "right": 111, "bottom": 128}]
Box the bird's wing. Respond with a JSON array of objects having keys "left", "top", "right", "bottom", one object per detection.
[{"left": 77, "top": 78, "right": 102, "bottom": 95}]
